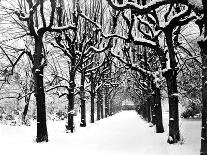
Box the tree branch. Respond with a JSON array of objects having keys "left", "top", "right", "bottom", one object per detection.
[
  {"left": 105, "top": 0, "right": 199, "bottom": 14},
  {"left": 49, "top": 0, "right": 57, "bottom": 28},
  {"left": 40, "top": 0, "right": 46, "bottom": 28}
]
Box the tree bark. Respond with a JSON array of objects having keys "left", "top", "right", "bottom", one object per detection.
[
  {"left": 199, "top": 1, "right": 207, "bottom": 152},
  {"left": 80, "top": 70, "right": 86, "bottom": 127},
  {"left": 90, "top": 91, "right": 95, "bottom": 123},
  {"left": 97, "top": 87, "right": 101, "bottom": 120},
  {"left": 100, "top": 88, "right": 104, "bottom": 119},
  {"left": 165, "top": 69, "right": 180, "bottom": 143},
  {"left": 104, "top": 87, "right": 110, "bottom": 117},
  {"left": 22, "top": 95, "right": 31, "bottom": 124},
  {"left": 141, "top": 96, "right": 147, "bottom": 120},
  {"left": 147, "top": 96, "right": 152, "bottom": 123},
  {"left": 154, "top": 87, "right": 164, "bottom": 133},
  {"left": 90, "top": 76, "right": 95, "bottom": 123},
  {"left": 199, "top": 38, "right": 207, "bottom": 155},
  {"left": 66, "top": 59, "right": 76, "bottom": 132},
  {"left": 33, "top": 37, "right": 48, "bottom": 142},
  {"left": 67, "top": 81, "right": 75, "bottom": 133},
  {"left": 150, "top": 94, "right": 156, "bottom": 125},
  {"left": 109, "top": 99, "right": 113, "bottom": 116},
  {"left": 164, "top": 31, "right": 180, "bottom": 144}
]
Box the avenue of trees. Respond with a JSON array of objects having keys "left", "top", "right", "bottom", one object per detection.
[{"left": 0, "top": 0, "right": 207, "bottom": 154}]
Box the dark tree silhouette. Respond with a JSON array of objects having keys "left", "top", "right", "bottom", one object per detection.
[
  {"left": 14, "top": 0, "right": 76, "bottom": 142},
  {"left": 198, "top": 1, "right": 207, "bottom": 154}
]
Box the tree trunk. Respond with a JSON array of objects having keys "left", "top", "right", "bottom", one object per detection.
[
  {"left": 67, "top": 62, "right": 76, "bottom": 132},
  {"left": 141, "top": 97, "right": 147, "bottom": 120},
  {"left": 90, "top": 92, "right": 95, "bottom": 123},
  {"left": 154, "top": 87, "right": 164, "bottom": 133},
  {"left": 80, "top": 70, "right": 86, "bottom": 127},
  {"left": 97, "top": 88, "right": 101, "bottom": 120},
  {"left": 200, "top": 1, "right": 207, "bottom": 154},
  {"left": 22, "top": 95, "right": 31, "bottom": 124},
  {"left": 90, "top": 74, "right": 95, "bottom": 123},
  {"left": 33, "top": 37, "right": 48, "bottom": 142},
  {"left": 150, "top": 94, "right": 156, "bottom": 125},
  {"left": 67, "top": 82, "right": 75, "bottom": 132},
  {"left": 164, "top": 31, "right": 180, "bottom": 144},
  {"left": 104, "top": 87, "right": 109, "bottom": 117},
  {"left": 147, "top": 96, "right": 152, "bottom": 123},
  {"left": 164, "top": 69, "right": 180, "bottom": 143},
  {"left": 100, "top": 88, "right": 104, "bottom": 119},
  {"left": 199, "top": 38, "right": 207, "bottom": 155},
  {"left": 109, "top": 99, "right": 113, "bottom": 116}
]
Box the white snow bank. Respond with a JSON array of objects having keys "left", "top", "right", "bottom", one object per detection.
[{"left": 0, "top": 111, "right": 201, "bottom": 155}]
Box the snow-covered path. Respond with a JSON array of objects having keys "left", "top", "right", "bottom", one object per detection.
[{"left": 0, "top": 111, "right": 200, "bottom": 155}]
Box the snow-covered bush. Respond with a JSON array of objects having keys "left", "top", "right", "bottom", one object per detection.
[{"left": 181, "top": 101, "right": 201, "bottom": 118}]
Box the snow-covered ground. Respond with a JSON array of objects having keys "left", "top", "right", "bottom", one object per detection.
[{"left": 0, "top": 111, "right": 201, "bottom": 155}]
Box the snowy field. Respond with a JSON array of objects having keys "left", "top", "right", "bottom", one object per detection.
[{"left": 0, "top": 111, "right": 201, "bottom": 155}]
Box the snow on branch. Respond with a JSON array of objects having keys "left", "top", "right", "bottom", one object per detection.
[
  {"left": 51, "top": 42, "right": 73, "bottom": 60},
  {"left": 14, "top": 0, "right": 41, "bottom": 36},
  {"left": 78, "top": 10, "right": 157, "bottom": 51},
  {"left": 14, "top": 10, "right": 30, "bottom": 21},
  {"left": 164, "top": 6, "right": 193, "bottom": 28},
  {"left": 86, "top": 57, "right": 106, "bottom": 73},
  {"left": 103, "top": 81, "right": 119, "bottom": 88},
  {"left": 15, "top": 0, "right": 40, "bottom": 21},
  {"left": 101, "top": 28, "right": 157, "bottom": 49},
  {"left": 84, "top": 38, "right": 113, "bottom": 55},
  {"left": 122, "top": 11, "right": 131, "bottom": 27},
  {"left": 106, "top": 0, "right": 202, "bottom": 14},
  {"left": 50, "top": 25, "right": 77, "bottom": 32},
  {"left": 82, "top": 61, "right": 93, "bottom": 70},
  {"left": 164, "top": 4, "right": 173, "bottom": 22},
  {"left": 53, "top": 75, "right": 70, "bottom": 83},
  {"left": 79, "top": 13, "right": 102, "bottom": 30},
  {"left": 176, "top": 15, "right": 197, "bottom": 26},
  {"left": 82, "top": 54, "right": 94, "bottom": 66},
  {"left": 109, "top": 50, "right": 152, "bottom": 77},
  {"left": 106, "top": 0, "right": 169, "bottom": 13},
  {"left": 46, "top": 85, "right": 70, "bottom": 93},
  {"left": 132, "top": 36, "right": 157, "bottom": 49},
  {"left": 101, "top": 33, "right": 128, "bottom": 41},
  {"left": 96, "top": 81, "right": 104, "bottom": 91},
  {"left": 137, "top": 16, "right": 154, "bottom": 39}
]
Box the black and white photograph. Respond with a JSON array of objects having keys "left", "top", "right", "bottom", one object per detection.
[{"left": 0, "top": 0, "right": 206, "bottom": 155}]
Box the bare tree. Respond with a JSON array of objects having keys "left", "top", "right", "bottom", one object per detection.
[
  {"left": 10, "top": 0, "right": 76, "bottom": 142},
  {"left": 197, "top": 1, "right": 207, "bottom": 154}
]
